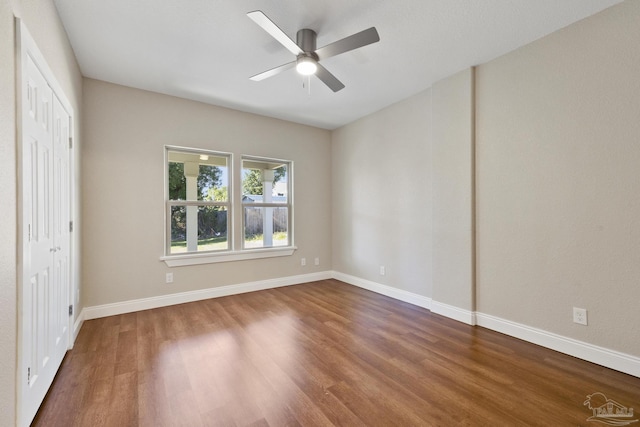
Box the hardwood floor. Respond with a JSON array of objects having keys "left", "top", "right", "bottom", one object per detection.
[{"left": 33, "top": 279, "right": 640, "bottom": 426}]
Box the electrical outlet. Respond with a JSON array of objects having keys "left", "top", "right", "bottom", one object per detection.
[
  {"left": 166, "top": 273, "right": 174, "bottom": 284},
  {"left": 379, "top": 265, "right": 386, "bottom": 276},
  {"left": 301, "top": 258, "right": 306, "bottom": 266},
  {"left": 314, "top": 257, "right": 320, "bottom": 266},
  {"left": 573, "top": 307, "right": 587, "bottom": 325}
]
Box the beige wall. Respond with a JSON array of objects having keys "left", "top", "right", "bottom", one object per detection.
[
  {"left": 431, "top": 68, "right": 475, "bottom": 314},
  {"left": 82, "top": 79, "right": 331, "bottom": 307},
  {"left": 331, "top": 90, "right": 433, "bottom": 297},
  {"left": 0, "top": 1, "right": 82, "bottom": 425},
  {"left": 476, "top": 0, "right": 640, "bottom": 355},
  {"left": 0, "top": 1, "right": 18, "bottom": 424}
]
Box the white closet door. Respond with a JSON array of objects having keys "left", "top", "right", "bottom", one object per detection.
[{"left": 20, "top": 53, "right": 71, "bottom": 427}]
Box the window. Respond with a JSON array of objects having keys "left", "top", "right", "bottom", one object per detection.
[
  {"left": 166, "top": 148, "right": 230, "bottom": 255},
  {"left": 164, "top": 148, "right": 294, "bottom": 264},
  {"left": 242, "top": 157, "right": 291, "bottom": 249}
]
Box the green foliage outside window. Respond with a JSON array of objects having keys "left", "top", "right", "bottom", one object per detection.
[{"left": 242, "top": 167, "right": 285, "bottom": 196}]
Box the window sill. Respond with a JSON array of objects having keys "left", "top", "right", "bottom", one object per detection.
[{"left": 160, "top": 246, "right": 297, "bottom": 267}]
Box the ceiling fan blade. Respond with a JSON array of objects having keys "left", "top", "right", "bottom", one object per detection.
[
  {"left": 315, "top": 63, "right": 345, "bottom": 92},
  {"left": 250, "top": 60, "right": 296, "bottom": 81},
  {"left": 316, "top": 27, "right": 380, "bottom": 61},
  {"left": 247, "top": 11, "right": 302, "bottom": 56}
]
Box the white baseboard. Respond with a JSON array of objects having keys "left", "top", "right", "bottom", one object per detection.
[
  {"left": 475, "top": 312, "right": 640, "bottom": 378},
  {"left": 81, "top": 271, "right": 332, "bottom": 320},
  {"left": 77, "top": 269, "right": 639, "bottom": 378},
  {"left": 71, "top": 310, "right": 84, "bottom": 346},
  {"left": 431, "top": 300, "right": 476, "bottom": 325},
  {"left": 332, "top": 271, "right": 432, "bottom": 310}
]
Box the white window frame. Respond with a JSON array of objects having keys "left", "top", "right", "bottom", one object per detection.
[{"left": 160, "top": 147, "right": 296, "bottom": 267}]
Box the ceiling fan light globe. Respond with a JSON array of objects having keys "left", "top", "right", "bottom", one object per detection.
[{"left": 296, "top": 57, "right": 317, "bottom": 75}]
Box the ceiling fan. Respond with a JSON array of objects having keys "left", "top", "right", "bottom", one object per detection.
[{"left": 247, "top": 10, "right": 380, "bottom": 92}]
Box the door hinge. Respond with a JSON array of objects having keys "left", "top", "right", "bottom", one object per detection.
[
  {"left": 27, "top": 367, "right": 30, "bottom": 384},
  {"left": 28, "top": 224, "right": 32, "bottom": 242},
  {"left": 69, "top": 305, "right": 73, "bottom": 316},
  {"left": 69, "top": 136, "right": 73, "bottom": 149},
  {"left": 69, "top": 221, "right": 73, "bottom": 232}
]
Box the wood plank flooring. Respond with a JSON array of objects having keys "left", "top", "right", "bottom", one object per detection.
[{"left": 33, "top": 279, "right": 640, "bottom": 426}]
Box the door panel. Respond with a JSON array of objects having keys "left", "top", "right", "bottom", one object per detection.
[{"left": 51, "top": 94, "right": 70, "bottom": 359}]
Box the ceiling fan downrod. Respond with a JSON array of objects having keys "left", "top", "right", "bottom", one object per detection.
[{"left": 296, "top": 28, "right": 317, "bottom": 52}]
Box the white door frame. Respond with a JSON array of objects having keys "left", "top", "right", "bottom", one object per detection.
[{"left": 15, "top": 18, "right": 76, "bottom": 427}]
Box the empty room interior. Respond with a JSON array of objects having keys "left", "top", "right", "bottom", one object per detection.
[{"left": 2, "top": 0, "right": 640, "bottom": 425}]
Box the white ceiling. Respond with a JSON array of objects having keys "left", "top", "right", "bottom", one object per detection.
[{"left": 53, "top": 0, "right": 622, "bottom": 130}]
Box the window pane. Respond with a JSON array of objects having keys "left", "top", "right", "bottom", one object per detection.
[
  {"left": 242, "top": 160, "right": 288, "bottom": 204},
  {"left": 169, "top": 205, "right": 228, "bottom": 254},
  {"left": 168, "top": 150, "right": 228, "bottom": 201},
  {"left": 244, "top": 206, "right": 288, "bottom": 248}
]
